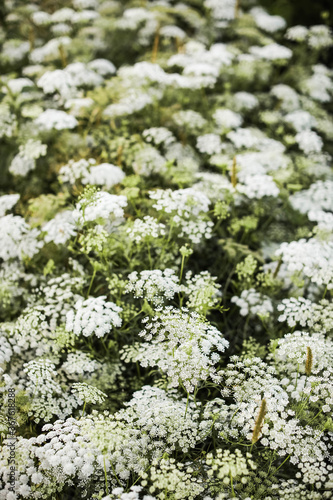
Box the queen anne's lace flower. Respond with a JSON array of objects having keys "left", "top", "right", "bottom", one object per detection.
[
  {"left": 125, "top": 269, "right": 180, "bottom": 305},
  {"left": 66, "top": 296, "right": 122, "bottom": 338},
  {"left": 135, "top": 307, "right": 228, "bottom": 392},
  {"left": 72, "top": 191, "right": 127, "bottom": 226}
]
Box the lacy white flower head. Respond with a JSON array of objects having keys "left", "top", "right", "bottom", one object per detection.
[
  {"left": 137, "top": 307, "right": 229, "bottom": 392},
  {"left": 34, "top": 109, "right": 78, "bottom": 131},
  {"left": 37, "top": 69, "right": 76, "bottom": 99},
  {"left": 140, "top": 457, "right": 204, "bottom": 499},
  {"left": 204, "top": 0, "right": 236, "bottom": 22},
  {"left": 71, "top": 382, "right": 106, "bottom": 405},
  {"left": 250, "top": 43, "right": 292, "bottom": 61},
  {"left": 295, "top": 130, "right": 323, "bottom": 154},
  {"left": 289, "top": 180, "right": 333, "bottom": 215},
  {"left": 9, "top": 139, "right": 47, "bottom": 176},
  {"left": 307, "top": 25, "right": 333, "bottom": 50},
  {"left": 64, "top": 62, "right": 103, "bottom": 88},
  {"left": 42, "top": 210, "right": 77, "bottom": 245},
  {"left": 126, "top": 216, "right": 166, "bottom": 244},
  {"left": 0, "top": 194, "right": 20, "bottom": 217},
  {"left": 284, "top": 110, "right": 317, "bottom": 132},
  {"left": 301, "top": 64, "right": 333, "bottom": 103},
  {"left": 275, "top": 238, "right": 333, "bottom": 289},
  {"left": 66, "top": 296, "right": 122, "bottom": 338},
  {"left": 125, "top": 269, "right": 180, "bottom": 306},
  {"left": 206, "top": 448, "right": 256, "bottom": 484},
  {"left": 196, "top": 133, "right": 223, "bottom": 155},
  {"left": 0, "top": 215, "right": 43, "bottom": 261},
  {"left": 59, "top": 158, "right": 96, "bottom": 185},
  {"left": 0, "top": 330, "right": 13, "bottom": 365},
  {"left": 271, "top": 84, "right": 300, "bottom": 111},
  {"left": 233, "top": 91, "right": 259, "bottom": 111},
  {"left": 237, "top": 174, "right": 280, "bottom": 199},
  {"left": 286, "top": 25, "right": 309, "bottom": 42},
  {"left": 149, "top": 188, "right": 213, "bottom": 244},
  {"left": 183, "top": 271, "right": 221, "bottom": 314},
  {"left": 30, "top": 37, "right": 72, "bottom": 63},
  {"left": 132, "top": 145, "right": 167, "bottom": 176},
  {"left": 172, "top": 109, "right": 207, "bottom": 132},
  {"left": 119, "top": 386, "right": 202, "bottom": 453},
  {"left": 23, "top": 358, "right": 60, "bottom": 397},
  {"left": 62, "top": 352, "right": 99, "bottom": 376},
  {"left": 227, "top": 127, "right": 260, "bottom": 149},
  {"left": 309, "top": 210, "right": 333, "bottom": 232},
  {"left": 275, "top": 331, "right": 333, "bottom": 375},
  {"left": 219, "top": 357, "right": 290, "bottom": 441},
  {"left": 3, "top": 77, "right": 34, "bottom": 95},
  {"left": 142, "top": 127, "right": 176, "bottom": 147},
  {"left": 213, "top": 108, "right": 243, "bottom": 130},
  {"left": 87, "top": 58, "right": 116, "bottom": 76},
  {"left": 160, "top": 24, "right": 186, "bottom": 39},
  {"left": 231, "top": 289, "right": 273, "bottom": 318},
  {"left": 250, "top": 7, "right": 286, "bottom": 33},
  {"left": 72, "top": 188, "right": 127, "bottom": 227},
  {"left": 0, "top": 103, "right": 17, "bottom": 139},
  {"left": 84, "top": 163, "right": 125, "bottom": 189},
  {"left": 277, "top": 297, "right": 333, "bottom": 332}
]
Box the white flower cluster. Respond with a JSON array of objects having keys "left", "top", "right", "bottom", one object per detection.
[
  {"left": 142, "top": 127, "right": 176, "bottom": 147},
  {"left": 289, "top": 180, "right": 333, "bottom": 215},
  {"left": 295, "top": 130, "right": 323, "bottom": 154},
  {"left": 0, "top": 103, "right": 17, "bottom": 139},
  {"left": 275, "top": 238, "right": 333, "bottom": 289},
  {"left": 275, "top": 331, "right": 333, "bottom": 375},
  {"left": 250, "top": 7, "right": 286, "bottom": 33},
  {"left": 172, "top": 109, "right": 207, "bottom": 132},
  {"left": 141, "top": 458, "right": 204, "bottom": 499},
  {"left": 34, "top": 109, "right": 78, "bottom": 131},
  {"left": 286, "top": 25, "right": 333, "bottom": 50},
  {"left": 125, "top": 269, "right": 180, "bottom": 305},
  {"left": 9, "top": 139, "right": 47, "bottom": 176},
  {"left": 71, "top": 382, "right": 106, "bottom": 405},
  {"left": 231, "top": 289, "right": 273, "bottom": 318},
  {"left": 42, "top": 210, "right": 77, "bottom": 245},
  {"left": 0, "top": 215, "right": 43, "bottom": 261},
  {"left": 72, "top": 191, "right": 127, "bottom": 226},
  {"left": 136, "top": 307, "right": 229, "bottom": 392},
  {"left": 213, "top": 108, "right": 243, "bottom": 129},
  {"left": 149, "top": 188, "right": 213, "bottom": 244},
  {"left": 183, "top": 271, "right": 221, "bottom": 314},
  {"left": 126, "top": 216, "right": 166, "bottom": 244},
  {"left": 196, "top": 133, "right": 223, "bottom": 155},
  {"left": 0, "top": 194, "right": 20, "bottom": 217},
  {"left": 59, "top": 158, "right": 125, "bottom": 188},
  {"left": 66, "top": 296, "right": 122, "bottom": 338},
  {"left": 277, "top": 297, "right": 333, "bottom": 332},
  {"left": 132, "top": 146, "right": 167, "bottom": 176}
]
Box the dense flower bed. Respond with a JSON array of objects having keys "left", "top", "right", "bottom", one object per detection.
[{"left": 0, "top": 1, "right": 333, "bottom": 499}]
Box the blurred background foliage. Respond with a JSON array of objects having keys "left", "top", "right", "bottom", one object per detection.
[{"left": 260, "top": 0, "right": 332, "bottom": 27}]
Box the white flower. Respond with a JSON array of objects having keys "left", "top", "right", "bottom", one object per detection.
[
  {"left": 0, "top": 215, "right": 42, "bottom": 261},
  {"left": 213, "top": 108, "right": 243, "bottom": 129},
  {"left": 42, "top": 210, "right": 77, "bottom": 245},
  {"left": 250, "top": 43, "right": 292, "bottom": 61},
  {"left": 295, "top": 130, "right": 323, "bottom": 154},
  {"left": 0, "top": 194, "right": 20, "bottom": 216},
  {"left": 196, "top": 134, "right": 223, "bottom": 155},
  {"left": 125, "top": 269, "right": 180, "bottom": 305},
  {"left": 35, "top": 109, "right": 78, "bottom": 131},
  {"left": 66, "top": 296, "right": 122, "bottom": 338},
  {"left": 137, "top": 307, "right": 229, "bottom": 392},
  {"left": 72, "top": 191, "right": 127, "bottom": 226}
]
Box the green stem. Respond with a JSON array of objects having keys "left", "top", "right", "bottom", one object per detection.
[
  {"left": 81, "top": 400, "right": 87, "bottom": 417},
  {"left": 86, "top": 267, "right": 97, "bottom": 298},
  {"left": 230, "top": 472, "right": 235, "bottom": 497},
  {"left": 103, "top": 456, "right": 109, "bottom": 495}
]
